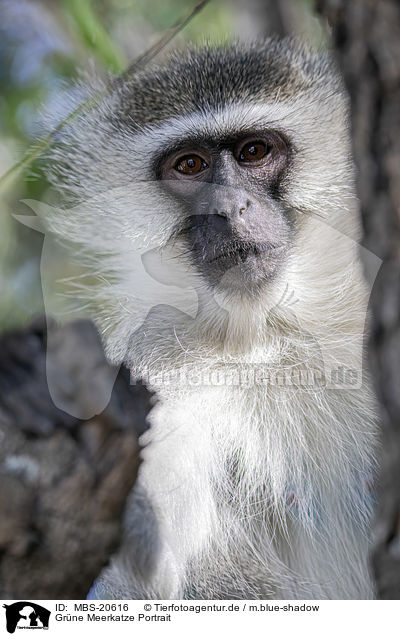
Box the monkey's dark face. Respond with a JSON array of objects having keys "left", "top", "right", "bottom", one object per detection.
[{"left": 158, "top": 129, "right": 294, "bottom": 293}]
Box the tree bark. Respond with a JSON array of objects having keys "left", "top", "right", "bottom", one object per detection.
[
  {"left": 316, "top": 0, "right": 400, "bottom": 599},
  {"left": 229, "top": 0, "right": 291, "bottom": 39},
  {"left": 0, "top": 318, "right": 153, "bottom": 599}
]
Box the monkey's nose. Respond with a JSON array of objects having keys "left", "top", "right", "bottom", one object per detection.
[{"left": 209, "top": 190, "right": 252, "bottom": 222}]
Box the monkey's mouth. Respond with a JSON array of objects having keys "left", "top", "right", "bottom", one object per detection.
[
  {"left": 183, "top": 216, "right": 288, "bottom": 289},
  {"left": 207, "top": 242, "right": 284, "bottom": 266},
  {"left": 196, "top": 240, "right": 286, "bottom": 291}
]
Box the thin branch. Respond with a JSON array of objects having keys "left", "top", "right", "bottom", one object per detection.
[{"left": 0, "top": 0, "right": 210, "bottom": 195}]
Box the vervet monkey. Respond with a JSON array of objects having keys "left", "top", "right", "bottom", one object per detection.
[{"left": 46, "top": 39, "right": 378, "bottom": 599}]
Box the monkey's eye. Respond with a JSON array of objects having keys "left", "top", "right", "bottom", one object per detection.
[
  {"left": 237, "top": 141, "right": 270, "bottom": 163},
  {"left": 174, "top": 155, "right": 208, "bottom": 175}
]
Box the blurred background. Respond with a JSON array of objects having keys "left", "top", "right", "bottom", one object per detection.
[{"left": 0, "top": 0, "right": 325, "bottom": 332}]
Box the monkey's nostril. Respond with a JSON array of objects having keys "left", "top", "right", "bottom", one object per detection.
[{"left": 239, "top": 200, "right": 251, "bottom": 215}]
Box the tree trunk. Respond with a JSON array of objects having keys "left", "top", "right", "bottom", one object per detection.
[
  {"left": 316, "top": 0, "right": 400, "bottom": 599},
  {"left": 0, "top": 318, "right": 153, "bottom": 599}
]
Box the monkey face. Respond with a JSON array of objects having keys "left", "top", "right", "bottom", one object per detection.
[
  {"left": 157, "top": 130, "right": 295, "bottom": 293},
  {"left": 46, "top": 41, "right": 361, "bottom": 349}
]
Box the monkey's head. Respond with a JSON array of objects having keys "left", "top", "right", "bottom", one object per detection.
[{"left": 48, "top": 40, "right": 364, "bottom": 358}]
